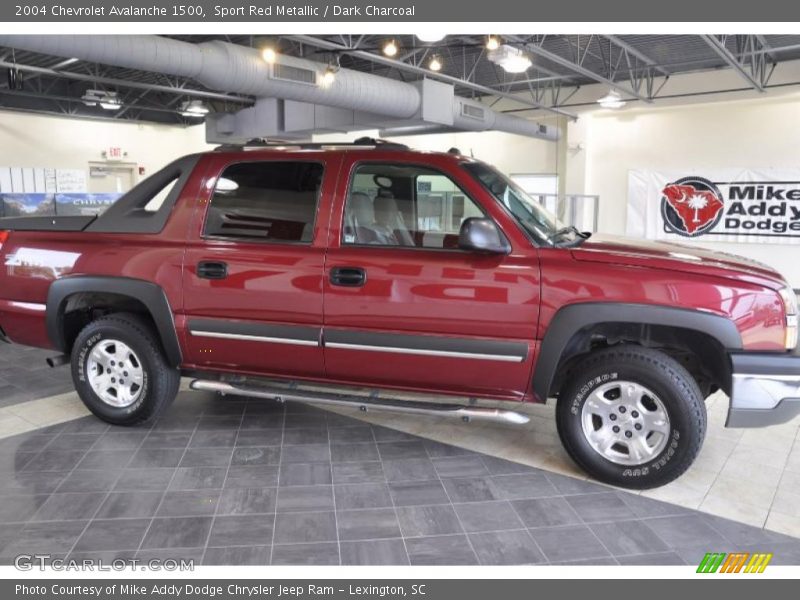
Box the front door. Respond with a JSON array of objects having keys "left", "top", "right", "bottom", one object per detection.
[
  {"left": 322, "top": 156, "right": 541, "bottom": 400},
  {"left": 182, "top": 153, "right": 338, "bottom": 380}
]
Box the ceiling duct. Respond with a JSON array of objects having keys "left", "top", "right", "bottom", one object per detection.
[{"left": 0, "top": 35, "right": 559, "bottom": 142}]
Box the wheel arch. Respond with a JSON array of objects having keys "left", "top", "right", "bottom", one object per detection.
[
  {"left": 46, "top": 275, "right": 182, "bottom": 367},
  {"left": 533, "top": 302, "right": 742, "bottom": 402}
]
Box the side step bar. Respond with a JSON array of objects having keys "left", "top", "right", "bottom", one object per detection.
[{"left": 189, "top": 380, "right": 530, "bottom": 425}]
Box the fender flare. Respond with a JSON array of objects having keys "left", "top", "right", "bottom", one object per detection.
[
  {"left": 46, "top": 275, "right": 182, "bottom": 367},
  {"left": 532, "top": 302, "right": 742, "bottom": 401}
]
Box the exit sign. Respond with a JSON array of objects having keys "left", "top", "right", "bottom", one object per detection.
[{"left": 105, "top": 147, "right": 124, "bottom": 161}]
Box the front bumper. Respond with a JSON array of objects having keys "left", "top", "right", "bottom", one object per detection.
[{"left": 726, "top": 349, "right": 800, "bottom": 427}]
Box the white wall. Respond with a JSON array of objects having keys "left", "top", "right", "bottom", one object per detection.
[
  {"left": 0, "top": 109, "right": 212, "bottom": 182},
  {"left": 577, "top": 93, "right": 800, "bottom": 287}
]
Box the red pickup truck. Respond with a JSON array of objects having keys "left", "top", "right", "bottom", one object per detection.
[{"left": 1, "top": 139, "right": 798, "bottom": 489}]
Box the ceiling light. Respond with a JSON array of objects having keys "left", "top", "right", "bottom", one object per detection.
[
  {"left": 486, "top": 36, "right": 500, "bottom": 51},
  {"left": 428, "top": 56, "right": 442, "bottom": 72},
  {"left": 179, "top": 100, "right": 210, "bottom": 118},
  {"left": 597, "top": 89, "right": 626, "bottom": 109},
  {"left": 321, "top": 65, "right": 337, "bottom": 87},
  {"left": 383, "top": 39, "right": 399, "bottom": 57},
  {"left": 261, "top": 47, "right": 277, "bottom": 63},
  {"left": 81, "top": 89, "right": 122, "bottom": 110},
  {"left": 416, "top": 33, "right": 446, "bottom": 43},
  {"left": 487, "top": 44, "right": 532, "bottom": 73}
]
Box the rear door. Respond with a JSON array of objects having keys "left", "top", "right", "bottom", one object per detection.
[
  {"left": 322, "top": 155, "right": 541, "bottom": 400},
  {"left": 181, "top": 152, "right": 339, "bottom": 380}
]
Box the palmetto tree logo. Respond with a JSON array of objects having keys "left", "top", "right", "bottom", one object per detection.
[
  {"left": 661, "top": 176, "right": 725, "bottom": 237},
  {"left": 687, "top": 194, "right": 709, "bottom": 223}
]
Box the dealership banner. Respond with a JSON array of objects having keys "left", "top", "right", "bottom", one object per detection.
[{"left": 627, "top": 169, "right": 800, "bottom": 244}]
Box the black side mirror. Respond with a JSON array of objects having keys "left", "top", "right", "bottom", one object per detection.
[{"left": 458, "top": 217, "right": 511, "bottom": 255}]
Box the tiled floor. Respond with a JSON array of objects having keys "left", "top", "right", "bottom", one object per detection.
[
  {"left": 326, "top": 390, "right": 800, "bottom": 537},
  {"left": 1, "top": 391, "right": 799, "bottom": 566},
  {"left": 0, "top": 344, "right": 72, "bottom": 408}
]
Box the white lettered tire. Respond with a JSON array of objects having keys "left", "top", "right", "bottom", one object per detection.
[
  {"left": 71, "top": 313, "right": 180, "bottom": 425},
  {"left": 556, "top": 346, "right": 706, "bottom": 489}
]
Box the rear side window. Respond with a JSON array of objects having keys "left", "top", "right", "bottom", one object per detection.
[{"left": 204, "top": 161, "right": 324, "bottom": 243}]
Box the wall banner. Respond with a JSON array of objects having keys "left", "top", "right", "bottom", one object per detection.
[{"left": 627, "top": 169, "right": 800, "bottom": 244}]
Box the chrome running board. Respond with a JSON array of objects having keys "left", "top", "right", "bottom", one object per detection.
[{"left": 189, "top": 379, "right": 530, "bottom": 426}]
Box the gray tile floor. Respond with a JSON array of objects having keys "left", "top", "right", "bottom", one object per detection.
[
  {"left": 1, "top": 391, "right": 799, "bottom": 566},
  {"left": 0, "top": 343, "right": 72, "bottom": 408}
]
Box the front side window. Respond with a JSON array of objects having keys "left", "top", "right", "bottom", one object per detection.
[
  {"left": 343, "top": 163, "right": 484, "bottom": 250},
  {"left": 464, "top": 162, "right": 585, "bottom": 247},
  {"left": 205, "top": 161, "right": 324, "bottom": 243}
]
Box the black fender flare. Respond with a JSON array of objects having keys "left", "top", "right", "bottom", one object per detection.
[
  {"left": 532, "top": 302, "right": 742, "bottom": 401},
  {"left": 46, "top": 275, "right": 182, "bottom": 367}
]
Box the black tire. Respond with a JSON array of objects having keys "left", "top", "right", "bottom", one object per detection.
[
  {"left": 555, "top": 346, "right": 706, "bottom": 489},
  {"left": 71, "top": 313, "right": 180, "bottom": 425}
]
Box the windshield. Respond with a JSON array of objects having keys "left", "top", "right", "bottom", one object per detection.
[{"left": 463, "top": 162, "right": 585, "bottom": 246}]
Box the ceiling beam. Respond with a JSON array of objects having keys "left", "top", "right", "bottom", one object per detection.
[
  {"left": 0, "top": 60, "right": 254, "bottom": 104},
  {"left": 755, "top": 34, "right": 777, "bottom": 61},
  {"left": 604, "top": 35, "right": 670, "bottom": 76},
  {"left": 518, "top": 38, "right": 653, "bottom": 102},
  {"left": 286, "top": 35, "right": 577, "bottom": 119},
  {"left": 0, "top": 87, "right": 187, "bottom": 120},
  {"left": 701, "top": 35, "right": 765, "bottom": 92}
]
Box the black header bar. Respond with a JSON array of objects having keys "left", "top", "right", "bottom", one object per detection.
[{"left": 1, "top": 0, "right": 799, "bottom": 22}]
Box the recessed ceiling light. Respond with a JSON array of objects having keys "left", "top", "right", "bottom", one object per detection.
[
  {"left": 428, "top": 56, "right": 443, "bottom": 72},
  {"left": 383, "top": 40, "right": 399, "bottom": 57},
  {"left": 597, "top": 89, "right": 626, "bottom": 109},
  {"left": 417, "top": 33, "right": 446, "bottom": 43},
  {"left": 487, "top": 44, "right": 532, "bottom": 73}
]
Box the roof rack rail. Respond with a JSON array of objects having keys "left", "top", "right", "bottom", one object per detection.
[{"left": 213, "top": 137, "right": 409, "bottom": 152}]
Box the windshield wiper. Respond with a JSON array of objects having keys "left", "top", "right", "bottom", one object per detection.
[{"left": 547, "top": 225, "right": 591, "bottom": 245}]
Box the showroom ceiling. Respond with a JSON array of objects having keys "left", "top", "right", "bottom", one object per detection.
[{"left": 1, "top": 34, "right": 799, "bottom": 125}]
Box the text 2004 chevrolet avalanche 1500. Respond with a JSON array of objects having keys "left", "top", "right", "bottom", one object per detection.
[{"left": 0, "top": 139, "right": 798, "bottom": 489}]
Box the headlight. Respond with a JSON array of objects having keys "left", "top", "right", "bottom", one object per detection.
[{"left": 779, "top": 286, "right": 798, "bottom": 350}]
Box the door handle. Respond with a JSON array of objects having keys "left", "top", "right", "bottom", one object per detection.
[
  {"left": 197, "top": 261, "right": 228, "bottom": 280},
  {"left": 330, "top": 266, "right": 367, "bottom": 287}
]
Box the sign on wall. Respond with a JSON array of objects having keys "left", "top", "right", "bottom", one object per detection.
[
  {"left": 627, "top": 169, "right": 800, "bottom": 244},
  {"left": 0, "top": 193, "right": 122, "bottom": 217},
  {"left": 0, "top": 166, "right": 87, "bottom": 194}
]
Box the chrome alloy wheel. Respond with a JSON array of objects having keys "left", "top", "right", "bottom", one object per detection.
[
  {"left": 580, "top": 380, "right": 671, "bottom": 466},
  {"left": 86, "top": 339, "right": 145, "bottom": 408}
]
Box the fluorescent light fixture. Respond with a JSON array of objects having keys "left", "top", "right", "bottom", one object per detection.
[
  {"left": 597, "top": 89, "right": 626, "bottom": 109},
  {"left": 428, "top": 56, "right": 442, "bottom": 72},
  {"left": 486, "top": 36, "right": 501, "bottom": 51},
  {"left": 383, "top": 39, "right": 399, "bottom": 57},
  {"left": 179, "top": 100, "right": 210, "bottom": 118},
  {"left": 487, "top": 44, "right": 532, "bottom": 73},
  {"left": 81, "top": 89, "right": 122, "bottom": 110},
  {"left": 261, "top": 47, "right": 277, "bottom": 63},
  {"left": 416, "top": 33, "right": 446, "bottom": 43}
]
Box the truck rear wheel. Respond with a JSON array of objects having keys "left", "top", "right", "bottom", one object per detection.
[
  {"left": 71, "top": 313, "right": 180, "bottom": 425},
  {"left": 555, "top": 346, "right": 706, "bottom": 489}
]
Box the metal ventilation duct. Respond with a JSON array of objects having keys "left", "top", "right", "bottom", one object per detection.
[{"left": 0, "top": 35, "right": 558, "bottom": 141}]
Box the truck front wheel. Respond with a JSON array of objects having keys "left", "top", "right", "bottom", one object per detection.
[
  {"left": 556, "top": 346, "right": 706, "bottom": 489},
  {"left": 71, "top": 313, "right": 180, "bottom": 425}
]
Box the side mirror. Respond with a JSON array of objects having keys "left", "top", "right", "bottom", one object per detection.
[{"left": 458, "top": 217, "right": 511, "bottom": 255}]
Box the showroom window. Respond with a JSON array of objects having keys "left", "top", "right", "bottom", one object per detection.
[
  {"left": 343, "top": 163, "right": 484, "bottom": 249},
  {"left": 204, "top": 161, "right": 324, "bottom": 243}
]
